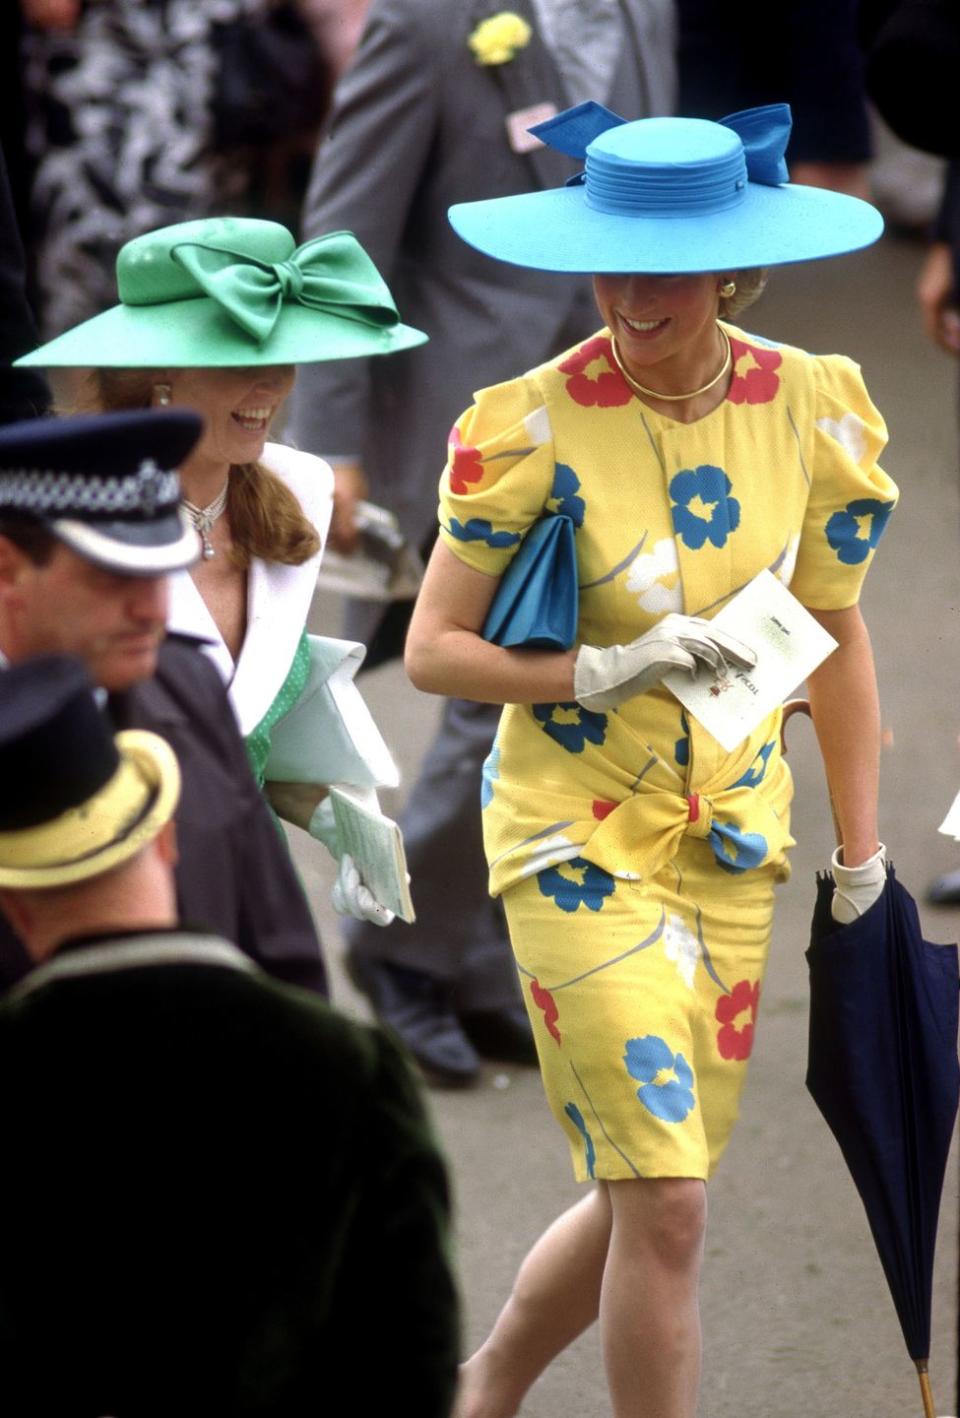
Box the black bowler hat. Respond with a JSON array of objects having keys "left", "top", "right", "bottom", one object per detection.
[
  {"left": 0, "top": 655, "right": 180, "bottom": 888},
  {"left": 0, "top": 410, "right": 203, "bottom": 575}
]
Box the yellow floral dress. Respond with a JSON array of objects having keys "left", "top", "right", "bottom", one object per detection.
[{"left": 437, "top": 322, "right": 897, "bottom": 1183}]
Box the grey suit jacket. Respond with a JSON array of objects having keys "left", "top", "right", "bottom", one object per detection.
[{"left": 291, "top": 0, "right": 676, "bottom": 553}]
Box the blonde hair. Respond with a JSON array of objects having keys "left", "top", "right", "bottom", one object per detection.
[
  {"left": 76, "top": 368, "right": 320, "bottom": 569},
  {"left": 719, "top": 268, "right": 769, "bottom": 320}
]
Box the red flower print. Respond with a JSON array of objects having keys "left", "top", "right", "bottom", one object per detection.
[
  {"left": 715, "top": 979, "right": 760, "bottom": 1061},
  {"left": 727, "top": 337, "right": 782, "bottom": 405},
  {"left": 559, "top": 336, "right": 632, "bottom": 408},
  {"left": 448, "top": 425, "right": 485, "bottom": 494},
  {"left": 530, "top": 978, "right": 561, "bottom": 1045},
  {"left": 592, "top": 799, "right": 617, "bottom": 821}
]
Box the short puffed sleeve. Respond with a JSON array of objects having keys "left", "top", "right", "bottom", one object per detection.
[
  {"left": 789, "top": 354, "right": 898, "bottom": 610},
  {"left": 437, "top": 374, "right": 556, "bottom": 577}
]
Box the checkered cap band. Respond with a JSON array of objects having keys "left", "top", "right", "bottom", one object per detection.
[{"left": 0, "top": 459, "right": 180, "bottom": 520}]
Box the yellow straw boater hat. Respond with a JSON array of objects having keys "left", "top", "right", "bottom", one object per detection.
[{"left": 0, "top": 657, "right": 181, "bottom": 890}]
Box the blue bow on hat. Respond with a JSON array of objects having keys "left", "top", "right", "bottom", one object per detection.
[{"left": 532, "top": 100, "right": 791, "bottom": 189}]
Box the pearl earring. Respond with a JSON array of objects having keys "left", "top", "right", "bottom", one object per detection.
[
  {"left": 718, "top": 280, "right": 737, "bottom": 299},
  {"left": 154, "top": 383, "right": 172, "bottom": 406}
]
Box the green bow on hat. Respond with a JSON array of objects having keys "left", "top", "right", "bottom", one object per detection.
[
  {"left": 127, "top": 226, "right": 401, "bottom": 343},
  {"left": 17, "top": 218, "right": 428, "bottom": 369}
]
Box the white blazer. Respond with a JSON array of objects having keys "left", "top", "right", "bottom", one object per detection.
[{"left": 167, "top": 443, "right": 334, "bottom": 738}]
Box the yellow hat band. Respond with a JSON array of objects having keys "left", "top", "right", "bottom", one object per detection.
[{"left": 0, "top": 731, "right": 180, "bottom": 888}]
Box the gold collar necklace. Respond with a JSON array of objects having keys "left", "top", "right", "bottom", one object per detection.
[{"left": 610, "top": 327, "right": 732, "bottom": 403}]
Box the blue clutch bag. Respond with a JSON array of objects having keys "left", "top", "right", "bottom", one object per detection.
[{"left": 482, "top": 514, "right": 578, "bottom": 650}]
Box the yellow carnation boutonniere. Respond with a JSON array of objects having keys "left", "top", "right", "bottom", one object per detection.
[{"left": 468, "top": 11, "right": 533, "bottom": 66}]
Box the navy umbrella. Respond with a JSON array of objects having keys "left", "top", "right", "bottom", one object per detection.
[{"left": 807, "top": 866, "right": 959, "bottom": 1418}]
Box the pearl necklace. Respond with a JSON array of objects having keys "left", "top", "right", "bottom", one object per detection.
[
  {"left": 610, "top": 327, "right": 732, "bottom": 403},
  {"left": 182, "top": 482, "right": 229, "bottom": 560}
]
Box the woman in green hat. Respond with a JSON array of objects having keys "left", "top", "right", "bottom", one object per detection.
[{"left": 20, "top": 216, "right": 426, "bottom": 924}]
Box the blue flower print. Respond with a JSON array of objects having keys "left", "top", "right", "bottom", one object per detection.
[
  {"left": 623, "top": 1034, "right": 696, "bottom": 1124},
  {"left": 825, "top": 498, "right": 895, "bottom": 565},
  {"left": 533, "top": 701, "right": 608, "bottom": 753},
  {"left": 547, "top": 463, "right": 586, "bottom": 528},
  {"left": 669, "top": 465, "right": 741, "bottom": 551},
  {"left": 446, "top": 516, "right": 522, "bottom": 549},
  {"left": 481, "top": 744, "right": 501, "bottom": 809},
  {"left": 710, "top": 822, "right": 768, "bottom": 874},
  {"left": 565, "top": 1103, "right": 597, "bottom": 1178},
  {"left": 728, "top": 741, "right": 774, "bottom": 790},
  {"left": 674, "top": 709, "right": 690, "bottom": 768},
  {"left": 538, "top": 857, "right": 616, "bottom": 913}
]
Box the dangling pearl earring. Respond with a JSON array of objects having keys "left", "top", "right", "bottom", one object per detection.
[
  {"left": 154, "top": 382, "right": 172, "bottom": 407},
  {"left": 718, "top": 280, "right": 737, "bottom": 299}
]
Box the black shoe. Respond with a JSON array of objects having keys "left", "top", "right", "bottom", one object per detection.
[
  {"left": 926, "top": 869, "right": 960, "bottom": 906},
  {"left": 346, "top": 951, "right": 480, "bottom": 1087},
  {"left": 460, "top": 1004, "right": 538, "bottom": 1066}
]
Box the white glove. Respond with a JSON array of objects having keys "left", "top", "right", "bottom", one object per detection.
[
  {"left": 332, "top": 854, "right": 395, "bottom": 927},
  {"left": 573, "top": 613, "right": 757, "bottom": 712},
  {"left": 830, "top": 843, "right": 887, "bottom": 924},
  {"left": 308, "top": 798, "right": 395, "bottom": 927},
  {"left": 308, "top": 796, "right": 340, "bottom": 854}
]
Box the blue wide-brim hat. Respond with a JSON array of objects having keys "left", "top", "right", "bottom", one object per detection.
[{"left": 449, "top": 102, "right": 883, "bottom": 273}]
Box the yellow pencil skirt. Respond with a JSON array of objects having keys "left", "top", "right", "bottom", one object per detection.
[{"left": 502, "top": 837, "right": 780, "bottom": 1183}]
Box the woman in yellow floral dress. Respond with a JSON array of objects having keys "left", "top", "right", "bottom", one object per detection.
[{"left": 406, "top": 104, "right": 897, "bottom": 1418}]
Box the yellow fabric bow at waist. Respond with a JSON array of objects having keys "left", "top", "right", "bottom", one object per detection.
[
  {"left": 583, "top": 770, "right": 794, "bottom": 882},
  {"left": 485, "top": 715, "right": 795, "bottom": 897}
]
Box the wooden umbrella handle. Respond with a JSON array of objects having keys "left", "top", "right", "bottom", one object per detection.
[
  {"left": 916, "top": 1360, "right": 936, "bottom": 1418},
  {"left": 780, "top": 697, "right": 812, "bottom": 754}
]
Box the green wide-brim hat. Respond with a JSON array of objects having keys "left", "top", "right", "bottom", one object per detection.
[{"left": 17, "top": 218, "right": 427, "bottom": 368}]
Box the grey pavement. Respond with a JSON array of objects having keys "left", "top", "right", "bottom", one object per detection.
[{"left": 291, "top": 230, "right": 960, "bottom": 1417}]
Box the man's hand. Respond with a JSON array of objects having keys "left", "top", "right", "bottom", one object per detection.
[
  {"left": 917, "top": 243, "right": 960, "bottom": 356},
  {"left": 791, "top": 161, "right": 872, "bottom": 201},
  {"left": 328, "top": 461, "right": 368, "bottom": 553},
  {"left": 20, "top": 0, "right": 81, "bottom": 30}
]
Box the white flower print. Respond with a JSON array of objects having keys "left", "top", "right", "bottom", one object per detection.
[
  {"left": 816, "top": 412, "right": 866, "bottom": 465},
  {"left": 518, "top": 832, "right": 580, "bottom": 878},
  {"left": 524, "top": 404, "right": 552, "bottom": 446},
  {"left": 663, "top": 912, "right": 701, "bottom": 989},
  {"left": 775, "top": 532, "right": 800, "bottom": 588},
  {"left": 626, "top": 535, "right": 683, "bottom": 613}
]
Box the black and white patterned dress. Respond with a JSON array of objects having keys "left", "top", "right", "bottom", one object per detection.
[{"left": 23, "top": 0, "right": 263, "bottom": 338}]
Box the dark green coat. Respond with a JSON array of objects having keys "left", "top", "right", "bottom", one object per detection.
[{"left": 0, "top": 931, "right": 459, "bottom": 1417}]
